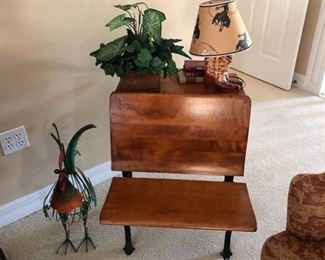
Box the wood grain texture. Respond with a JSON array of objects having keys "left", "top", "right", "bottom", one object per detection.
[
  {"left": 110, "top": 78, "right": 251, "bottom": 176},
  {"left": 100, "top": 177, "right": 257, "bottom": 231}
]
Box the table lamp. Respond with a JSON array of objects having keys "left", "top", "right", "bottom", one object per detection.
[{"left": 190, "top": 0, "right": 252, "bottom": 92}]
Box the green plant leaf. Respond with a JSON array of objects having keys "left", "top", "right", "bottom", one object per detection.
[
  {"left": 136, "top": 66, "right": 149, "bottom": 74},
  {"left": 131, "top": 40, "right": 142, "bottom": 51},
  {"left": 97, "top": 36, "right": 127, "bottom": 62},
  {"left": 150, "top": 67, "right": 160, "bottom": 73},
  {"left": 123, "top": 52, "right": 137, "bottom": 61},
  {"left": 170, "top": 44, "right": 191, "bottom": 59},
  {"left": 135, "top": 48, "right": 152, "bottom": 67},
  {"left": 151, "top": 56, "right": 163, "bottom": 67},
  {"left": 142, "top": 9, "right": 166, "bottom": 43},
  {"left": 165, "top": 59, "right": 178, "bottom": 76},
  {"left": 101, "top": 63, "right": 115, "bottom": 76},
  {"left": 158, "top": 39, "right": 191, "bottom": 59},
  {"left": 114, "top": 2, "right": 145, "bottom": 11},
  {"left": 158, "top": 45, "right": 173, "bottom": 60},
  {"left": 89, "top": 44, "right": 103, "bottom": 57},
  {"left": 169, "top": 39, "right": 182, "bottom": 43},
  {"left": 123, "top": 61, "right": 134, "bottom": 71},
  {"left": 106, "top": 14, "right": 129, "bottom": 31},
  {"left": 138, "top": 33, "right": 150, "bottom": 44},
  {"left": 116, "top": 64, "right": 125, "bottom": 76},
  {"left": 123, "top": 17, "right": 135, "bottom": 23},
  {"left": 89, "top": 50, "right": 99, "bottom": 57},
  {"left": 113, "top": 4, "right": 133, "bottom": 11},
  {"left": 126, "top": 29, "right": 135, "bottom": 39},
  {"left": 126, "top": 45, "right": 135, "bottom": 53},
  {"left": 145, "top": 8, "right": 166, "bottom": 22},
  {"left": 150, "top": 57, "right": 163, "bottom": 73}
]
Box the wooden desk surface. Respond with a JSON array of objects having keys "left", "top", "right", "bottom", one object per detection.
[
  {"left": 111, "top": 77, "right": 251, "bottom": 176},
  {"left": 117, "top": 76, "right": 246, "bottom": 96}
]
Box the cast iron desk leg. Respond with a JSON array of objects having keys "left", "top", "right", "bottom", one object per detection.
[
  {"left": 220, "top": 176, "right": 234, "bottom": 259},
  {"left": 0, "top": 248, "right": 7, "bottom": 260},
  {"left": 122, "top": 171, "right": 135, "bottom": 255},
  {"left": 221, "top": 231, "right": 233, "bottom": 260}
]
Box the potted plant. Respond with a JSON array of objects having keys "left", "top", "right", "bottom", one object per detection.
[{"left": 90, "top": 2, "right": 190, "bottom": 90}]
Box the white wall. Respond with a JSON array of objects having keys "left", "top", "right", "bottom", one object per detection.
[{"left": 0, "top": 0, "right": 200, "bottom": 205}]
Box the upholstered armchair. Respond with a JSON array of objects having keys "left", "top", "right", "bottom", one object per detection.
[{"left": 261, "top": 173, "right": 325, "bottom": 259}]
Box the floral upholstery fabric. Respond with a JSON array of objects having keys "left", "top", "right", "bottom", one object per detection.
[
  {"left": 287, "top": 173, "right": 325, "bottom": 242},
  {"left": 261, "top": 173, "right": 325, "bottom": 260},
  {"left": 261, "top": 231, "right": 325, "bottom": 260}
]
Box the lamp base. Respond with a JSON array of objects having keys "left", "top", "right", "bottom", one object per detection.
[
  {"left": 204, "top": 72, "right": 245, "bottom": 92},
  {"left": 204, "top": 56, "right": 245, "bottom": 92}
]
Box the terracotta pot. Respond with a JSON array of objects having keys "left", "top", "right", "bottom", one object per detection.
[{"left": 119, "top": 71, "right": 161, "bottom": 92}]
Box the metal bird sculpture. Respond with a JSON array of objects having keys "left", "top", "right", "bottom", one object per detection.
[{"left": 43, "top": 123, "right": 97, "bottom": 254}]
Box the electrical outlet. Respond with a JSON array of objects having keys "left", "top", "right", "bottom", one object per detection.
[{"left": 0, "top": 126, "right": 30, "bottom": 156}]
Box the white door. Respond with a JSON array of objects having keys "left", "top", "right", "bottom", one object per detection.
[{"left": 232, "top": 0, "right": 309, "bottom": 90}]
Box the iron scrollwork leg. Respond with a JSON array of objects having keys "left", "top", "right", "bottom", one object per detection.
[
  {"left": 220, "top": 230, "right": 232, "bottom": 260},
  {"left": 121, "top": 171, "right": 135, "bottom": 255}
]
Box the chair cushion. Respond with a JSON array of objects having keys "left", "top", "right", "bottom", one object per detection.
[
  {"left": 261, "top": 231, "right": 325, "bottom": 260},
  {"left": 286, "top": 173, "right": 325, "bottom": 242}
]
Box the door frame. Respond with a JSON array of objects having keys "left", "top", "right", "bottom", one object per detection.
[{"left": 294, "top": 0, "right": 325, "bottom": 96}]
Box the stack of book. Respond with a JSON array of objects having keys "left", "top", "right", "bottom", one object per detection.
[{"left": 177, "top": 60, "right": 206, "bottom": 83}]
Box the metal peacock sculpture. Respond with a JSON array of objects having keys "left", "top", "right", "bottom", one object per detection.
[{"left": 43, "top": 123, "right": 97, "bottom": 254}]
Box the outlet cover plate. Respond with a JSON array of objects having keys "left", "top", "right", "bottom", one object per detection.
[{"left": 0, "top": 126, "right": 30, "bottom": 156}]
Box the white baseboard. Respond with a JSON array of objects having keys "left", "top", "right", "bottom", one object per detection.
[
  {"left": 292, "top": 72, "right": 306, "bottom": 90},
  {"left": 0, "top": 161, "right": 118, "bottom": 228},
  {"left": 293, "top": 72, "right": 324, "bottom": 96}
]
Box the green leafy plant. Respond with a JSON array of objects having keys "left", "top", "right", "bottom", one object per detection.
[{"left": 90, "top": 2, "right": 191, "bottom": 77}]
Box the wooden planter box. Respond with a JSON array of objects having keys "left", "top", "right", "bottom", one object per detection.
[{"left": 118, "top": 72, "right": 161, "bottom": 92}]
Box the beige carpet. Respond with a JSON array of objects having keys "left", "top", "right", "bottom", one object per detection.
[{"left": 1, "top": 73, "right": 325, "bottom": 260}]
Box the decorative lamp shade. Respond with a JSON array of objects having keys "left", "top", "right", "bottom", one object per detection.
[{"left": 190, "top": 0, "right": 252, "bottom": 56}]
